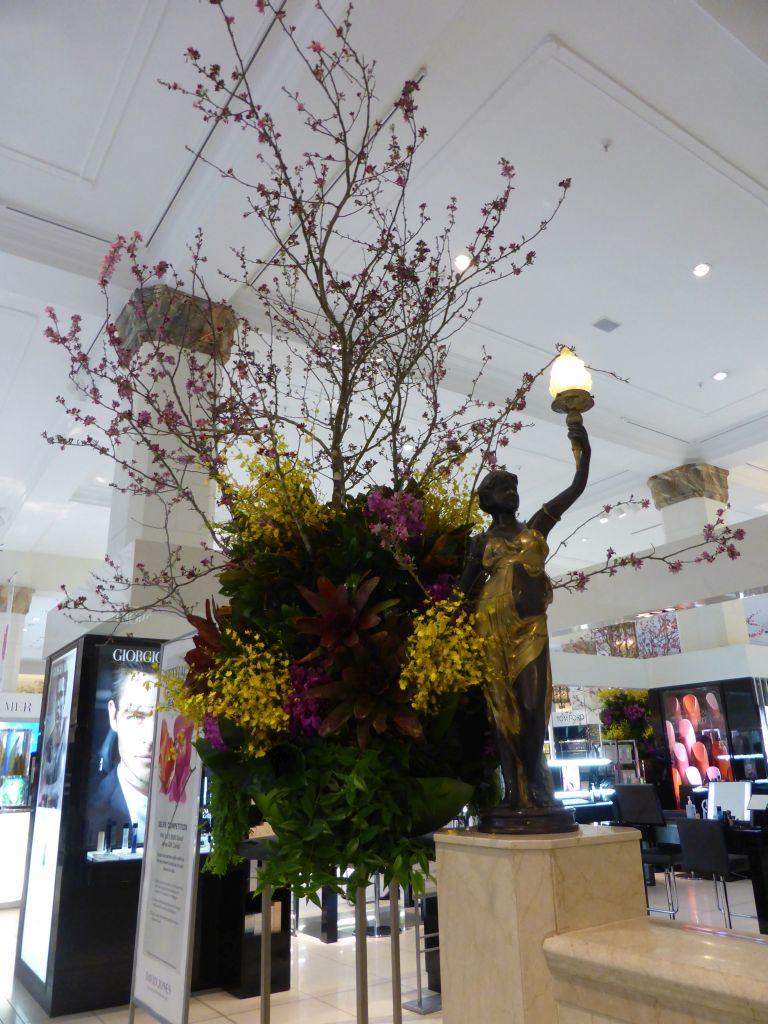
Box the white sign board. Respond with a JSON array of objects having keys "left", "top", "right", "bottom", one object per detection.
[
  {"left": 132, "top": 635, "right": 200, "bottom": 1024},
  {"left": 551, "top": 709, "right": 588, "bottom": 728},
  {"left": 20, "top": 648, "right": 77, "bottom": 981},
  {"left": 0, "top": 691, "right": 42, "bottom": 722}
]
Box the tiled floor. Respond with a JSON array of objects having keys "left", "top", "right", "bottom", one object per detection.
[{"left": 0, "top": 873, "right": 761, "bottom": 1024}]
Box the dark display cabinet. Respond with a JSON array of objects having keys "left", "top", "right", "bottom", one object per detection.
[
  {"left": 15, "top": 634, "right": 290, "bottom": 1017},
  {"left": 651, "top": 678, "right": 767, "bottom": 808}
]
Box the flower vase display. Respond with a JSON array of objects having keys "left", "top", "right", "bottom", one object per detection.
[{"left": 168, "top": 461, "right": 498, "bottom": 901}]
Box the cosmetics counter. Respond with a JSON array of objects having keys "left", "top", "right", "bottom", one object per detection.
[
  {"left": 14, "top": 634, "right": 291, "bottom": 1018},
  {"left": 0, "top": 694, "right": 42, "bottom": 907}
]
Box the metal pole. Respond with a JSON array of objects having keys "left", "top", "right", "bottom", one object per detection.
[
  {"left": 354, "top": 884, "right": 369, "bottom": 1024},
  {"left": 389, "top": 885, "right": 402, "bottom": 1024},
  {"left": 260, "top": 882, "right": 272, "bottom": 1024},
  {"left": 414, "top": 895, "right": 424, "bottom": 1006}
]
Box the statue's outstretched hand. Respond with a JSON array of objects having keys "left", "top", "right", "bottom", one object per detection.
[{"left": 567, "top": 421, "right": 590, "bottom": 457}]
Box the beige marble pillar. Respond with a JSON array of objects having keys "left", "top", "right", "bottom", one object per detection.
[
  {"left": 647, "top": 463, "right": 748, "bottom": 651},
  {"left": 108, "top": 285, "right": 236, "bottom": 557},
  {"left": 44, "top": 287, "right": 237, "bottom": 654},
  {"left": 434, "top": 825, "right": 646, "bottom": 1024},
  {"left": 647, "top": 463, "right": 729, "bottom": 544},
  {"left": 0, "top": 585, "right": 33, "bottom": 692}
]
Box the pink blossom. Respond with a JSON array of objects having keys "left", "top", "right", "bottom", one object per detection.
[
  {"left": 99, "top": 235, "right": 127, "bottom": 288},
  {"left": 309, "top": 40, "right": 324, "bottom": 53}
]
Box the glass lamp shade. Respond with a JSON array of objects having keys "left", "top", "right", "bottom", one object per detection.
[{"left": 548, "top": 347, "right": 593, "bottom": 399}]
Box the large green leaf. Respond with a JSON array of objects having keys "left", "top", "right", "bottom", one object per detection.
[{"left": 408, "top": 777, "right": 475, "bottom": 836}]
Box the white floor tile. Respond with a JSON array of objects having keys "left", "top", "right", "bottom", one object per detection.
[{"left": 1, "top": 869, "right": 762, "bottom": 1024}]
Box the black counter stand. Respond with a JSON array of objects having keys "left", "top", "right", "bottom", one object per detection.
[{"left": 236, "top": 839, "right": 293, "bottom": 1023}]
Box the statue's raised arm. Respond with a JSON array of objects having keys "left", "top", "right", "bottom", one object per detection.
[{"left": 528, "top": 421, "right": 591, "bottom": 537}]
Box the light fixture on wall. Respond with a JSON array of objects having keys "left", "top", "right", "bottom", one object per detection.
[
  {"left": 553, "top": 686, "right": 572, "bottom": 712},
  {"left": 549, "top": 347, "right": 595, "bottom": 464}
]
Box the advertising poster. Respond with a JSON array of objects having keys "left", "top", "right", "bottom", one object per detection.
[
  {"left": 19, "top": 647, "right": 77, "bottom": 981},
  {"left": 85, "top": 642, "right": 160, "bottom": 854},
  {"left": 132, "top": 635, "right": 200, "bottom": 1024}
]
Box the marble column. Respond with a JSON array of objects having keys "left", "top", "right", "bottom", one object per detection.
[
  {"left": 44, "top": 287, "right": 237, "bottom": 655},
  {"left": 647, "top": 463, "right": 746, "bottom": 651},
  {"left": 0, "top": 584, "right": 33, "bottom": 692},
  {"left": 108, "top": 285, "right": 236, "bottom": 558},
  {"left": 434, "top": 825, "right": 646, "bottom": 1024},
  {"left": 647, "top": 463, "right": 729, "bottom": 545}
]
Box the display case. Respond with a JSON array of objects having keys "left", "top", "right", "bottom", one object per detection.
[
  {"left": 548, "top": 708, "right": 615, "bottom": 805},
  {"left": 0, "top": 723, "right": 37, "bottom": 807},
  {"left": 654, "top": 678, "right": 767, "bottom": 808},
  {"left": 15, "top": 633, "right": 289, "bottom": 1017}
]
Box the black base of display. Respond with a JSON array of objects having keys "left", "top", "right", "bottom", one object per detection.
[{"left": 478, "top": 802, "right": 578, "bottom": 835}]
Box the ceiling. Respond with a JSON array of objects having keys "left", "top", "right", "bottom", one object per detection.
[{"left": 1, "top": 0, "right": 768, "bottom": 659}]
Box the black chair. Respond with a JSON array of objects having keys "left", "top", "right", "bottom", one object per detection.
[
  {"left": 675, "top": 818, "right": 751, "bottom": 929},
  {"left": 613, "top": 785, "right": 680, "bottom": 919}
]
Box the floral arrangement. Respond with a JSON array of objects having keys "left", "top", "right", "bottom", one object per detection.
[
  {"left": 43, "top": 1, "right": 744, "bottom": 899},
  {"left": 598, "top": 688, "right": 653, "bottom": 743},
  {"left": 166, "top": 452, "right": 498, "bottom": 896}
]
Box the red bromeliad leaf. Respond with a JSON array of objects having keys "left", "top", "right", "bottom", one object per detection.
[
  {"left": 295, "top": 575, "right": 382, "bottom": 650},
  {"left": 317, "top": 699, "right": 356, "bottom": 737}
]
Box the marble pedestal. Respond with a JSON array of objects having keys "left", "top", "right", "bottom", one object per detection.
[{"left": 434, "top": 825, "right": 646, "bottom": 1024}]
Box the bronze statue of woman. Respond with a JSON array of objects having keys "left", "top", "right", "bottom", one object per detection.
[{"left": 459, "top": 421, "right": 591, "bottom": 833}]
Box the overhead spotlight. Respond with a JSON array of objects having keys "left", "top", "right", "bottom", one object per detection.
[
  {"left": 599, "top": 516, "right": 609, "bottom": 524},
  {"left": 581, "top": 537, "right": 589, "bottom": 542},
  {"left": 403, "top": 444, "right": 414, "bottom": 453},
  {"left": 617, "top": 511, "right": 627, "bottom": 519},
  {"left": 579, "top": 623, "right": 589, "bottom": 630},
  {"left": 692, "top": 263, "right": 711, "bottom": 278},
  {"left": 454, "top": 253, "right": 472, "bottom": 273},
  {"left": 712, "top": 371, "right": 728, "bottom": 382}
]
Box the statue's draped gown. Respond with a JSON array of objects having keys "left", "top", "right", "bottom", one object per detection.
[{"left": 473, "top": 527, "right": 553, "bottom": 806}]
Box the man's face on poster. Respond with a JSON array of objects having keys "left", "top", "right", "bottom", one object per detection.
[{"left": 108, "top": 671, "right": 156, "bottom": 796}]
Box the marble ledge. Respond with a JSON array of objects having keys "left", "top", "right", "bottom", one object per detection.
[
  {"left": 435, "top": 823, "right": 640, "bottom": 852},
  {"left": 544, "top": 917, "right": 768, "bottom": 1023}
]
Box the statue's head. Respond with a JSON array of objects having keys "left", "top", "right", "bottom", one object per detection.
[{"left": 477, "top": 470, "right": 519, "bottom": 517}]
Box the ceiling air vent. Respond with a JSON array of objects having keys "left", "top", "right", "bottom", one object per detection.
[{"left": 593, "top": 317, "right": 621, "bottom": 333}]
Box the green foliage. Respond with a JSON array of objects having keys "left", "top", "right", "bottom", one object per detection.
[
  {"left": 203, "top": 772, "right": 251, "bottom": 875},
  {"left": 598, "top": 688, "right": 653, "bottom": 743},
  {"left": 183, "top": 478, "right": 499, "bottom": 897}
]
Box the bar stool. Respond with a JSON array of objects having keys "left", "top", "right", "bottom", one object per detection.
[
  {"left": 675, "top": 818, "right": 751, "bottom": 929},
  {"left": 613, "top": 785, "right": 680, "bottom": 919}
]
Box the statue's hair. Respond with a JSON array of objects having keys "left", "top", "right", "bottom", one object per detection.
[{"left": 477, "top": 470, "right": 519, "bottom": 515}]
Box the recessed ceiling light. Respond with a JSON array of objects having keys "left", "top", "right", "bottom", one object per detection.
[
  {"left": 599, "top": 516, "right": 609, "bottom": 524},
  {"left": 580, "top": 624, "right": 589, "bottom": 630},
  {"left": 692, "top": 263, "right": 711, "bottom": 278},
  {"left": 581, "top": 537, "right": 589, "bottom": 542},
  {"left": 712, "top": 371, "right": 728, "bottom": 382},
  {"left": 403, "top": 444, "right": 414, "bottom": 452},
  {"left": 617, "top": 511, "right": 627, "bottom": 518},
  {"left": 454, "top": 253, "right": 472, "bottom": 273}
]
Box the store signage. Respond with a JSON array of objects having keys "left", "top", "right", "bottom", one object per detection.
[
  {"left": 1, "top": 692, "right": 42, "bottom": 721},
  {"left": 552, "top": 709, "right": 587, "bottom": 727},
  {"left": 20, "top": 648, "right": 77, "bottom": 981},
  {"left": 112, "top": 648, "right": 158, "bottom": 664},
  {"left": 131, "top": 635, "right": 200, "bottom": 1024}
]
